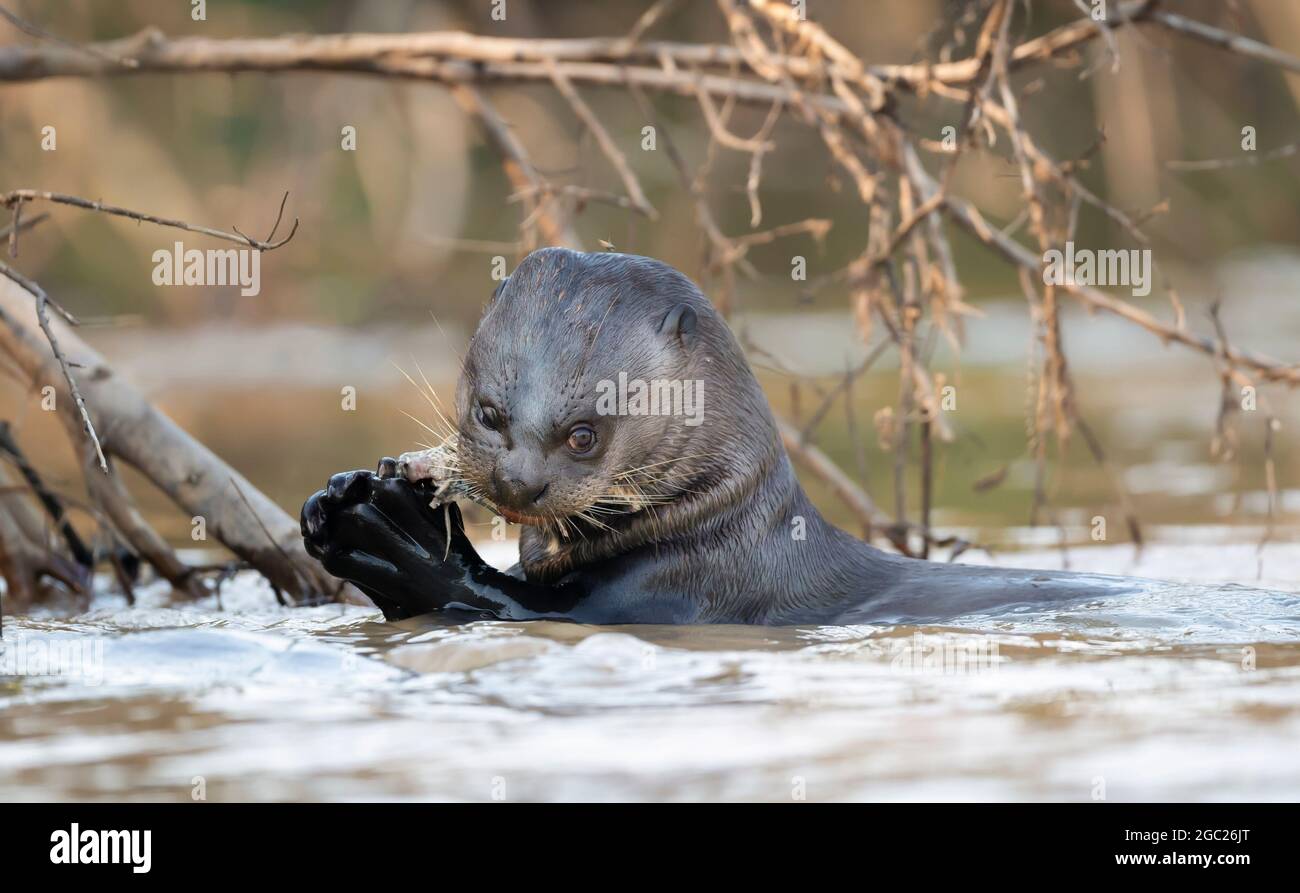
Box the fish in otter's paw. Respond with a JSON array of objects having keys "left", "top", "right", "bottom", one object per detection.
[{"left": 300, "top": 248, "right": 1164, "bottom": 624}]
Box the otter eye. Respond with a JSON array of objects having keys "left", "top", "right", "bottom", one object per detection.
[
  {"left": 477, "top": 403, "right": 501, "bottom": 431},
  {"left": 566, "top": 424, "right": 597, "bottom": 454}
]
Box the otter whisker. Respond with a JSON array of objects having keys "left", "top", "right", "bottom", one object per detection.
[
  {"left": 573, "top": 510, "right": 612, "bottom": 532},
  {"left": 613, "top": 452, "right": 719, "bottom": 478},
  {"left": 400, "top": 409, "right": 453, "bottom": 444},
  {"left": 412, "top": 358, "right": 450, "bottom": 413},
  {"left": 466, "top": 491, "right": 499, "bottom": 514},
  {"left": 594, "top": 491, "right": 675, "bottom": 505},
  {"left": 413, "top": 439, "right": 461, "bottom": 455},
  {"left": 584, "top": 504, "right": 633, "bottom": 515},
  {"left": 395, "top": 360, "right": 457, "bottom": 438},
  {"left": 426, "top": 310, "right": 466, "bottom": 372}
]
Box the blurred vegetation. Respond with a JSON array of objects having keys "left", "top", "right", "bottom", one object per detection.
[
  {"left": 2, "top": 0, "right": 1299, "bottom": 546},
  {"left": 3, "top": 0, "right": 1300, "bottom": 325}
]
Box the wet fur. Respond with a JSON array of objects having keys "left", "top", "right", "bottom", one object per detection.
[{"left": 303, "top": 249, "right": 1157, "bottom": 624}]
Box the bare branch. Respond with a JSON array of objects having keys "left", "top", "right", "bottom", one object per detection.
[
  {"left": 0, "top": 2, "right": 138, "bottom": 68},
  {"left": 1149, "top": 7, "right": 1300, "bottom": 74},
  {"left": 776, "top": 416, "right": 886, "bottom": 539},
  {"left": 0, "top": 258, "right": 107, "bottom": 471},
  {"left": 1168, "top": 139, "right": 1300, "bottom": 171},
  {"left": 908, "top": 146, "right": 1300, "bottom": 385},
  {"left": 0, "top": 189, "right": 298, "bottom": 251},
  {"left": 544, "top": 58, "right": 657, "bottom": 220},
  {"left": 450, "top": 83, "right": 580, "bottom": 249},
  {"left": 622, "top": 0, "right": 682, "bottom": 48},
  {"left": 1, "top": 0, "right": 1296, "bottom": 566}
]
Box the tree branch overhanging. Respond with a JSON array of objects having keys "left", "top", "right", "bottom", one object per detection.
[{"left": 1, "top": 0, "right": 1297, "bottom": 590}]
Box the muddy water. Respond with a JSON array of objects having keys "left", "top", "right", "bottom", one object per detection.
[
  {"left": 2, "top": 538, "right": 1298, "bottom": 802},
  {"left": 3, "top": 276, "right": 1300, "bottom": 801}
]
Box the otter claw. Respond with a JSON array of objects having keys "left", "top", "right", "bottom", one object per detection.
[{"left": 326, "top": 469, "right": 372, "bottom": 503}]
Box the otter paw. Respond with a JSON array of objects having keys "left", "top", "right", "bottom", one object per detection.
[{"left": 300, "top": 470, "right": 479, "bottom": 620}]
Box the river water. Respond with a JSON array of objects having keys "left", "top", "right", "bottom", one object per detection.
[
  {"left": 3, "top": 276, "right": 1300, "bottom": 801},
  {"left": 2, "top": 536, "right": 1298, "bottom": 802}
]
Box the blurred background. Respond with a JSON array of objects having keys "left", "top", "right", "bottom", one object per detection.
[{"left": 2, "top": 0, "right": 1298, "bottom": 557}]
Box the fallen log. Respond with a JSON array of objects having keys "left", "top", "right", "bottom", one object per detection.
[{"left": 0, "top": 275, "right": 347, "bottom": 606}]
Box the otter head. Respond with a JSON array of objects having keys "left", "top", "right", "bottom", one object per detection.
[{"left": 454, "top": 248, "right": 741, "bottom": 546}]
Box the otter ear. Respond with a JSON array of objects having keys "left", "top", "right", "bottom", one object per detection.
[{"left": 658, "top": 303, "right": 698, "bottom": 348}]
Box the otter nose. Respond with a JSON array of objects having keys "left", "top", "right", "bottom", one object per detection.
[
  {"left": 495, "top": 471, "right": 548, "bottom": 506},
  {"left": 494, "top": 454, "right": 549, "bottom": 507}
]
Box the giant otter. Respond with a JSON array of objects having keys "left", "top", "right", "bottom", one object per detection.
[{"left": 301, "top": 248, "right": 1155, "bottom": 624}]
